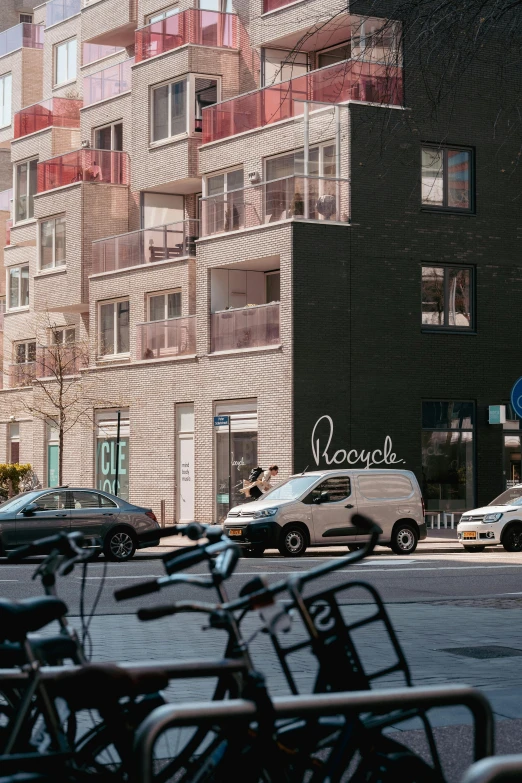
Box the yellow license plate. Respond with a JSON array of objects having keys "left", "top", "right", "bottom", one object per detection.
[
  {"left": 463, "top": 531, "right": 477, "bottom": 539},
  {"left": 228, "top": 529, "right": 243, "bottom": 536}
]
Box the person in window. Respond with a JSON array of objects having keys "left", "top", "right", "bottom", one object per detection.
[{"left": 84, "top": 160, "right": 103, "bottom": 181}]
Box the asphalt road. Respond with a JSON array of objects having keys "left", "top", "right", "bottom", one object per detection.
[{"left": 2, "top": 542, "right": 522, "bottom": 614}]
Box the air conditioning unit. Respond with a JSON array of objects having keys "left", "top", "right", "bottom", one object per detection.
[
  {"left": 248, "top": 171, "right": 261, "bottom": 184},
  {"left": 81, "top": 139, "right": 91, "bottom": 148}
]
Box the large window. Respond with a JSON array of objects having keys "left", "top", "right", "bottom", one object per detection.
[
  {"left": 94, "top": 122, "right": 123, "bottom": 151},
  {"left": 194, "top": 78, "right": 218, "bottom": 132},
  {"left": 0, "top": 73, "right": 12, "bottom": 129},
  {"left": 421, "top": 145, "right": 473, "bottom": 211},
  {"left": 40, "top": 216, "right": 66, "bottom": 271},
  {"left": 148, "top": 290, "right": 181, "bottom": 321},
  {"left": 146, "top": 4, "right": 178, "bottom": 23},
  {"left": 15, "top": 159, "right": 38, "bottom": 223},
  {"left": 15, "top": 340, "right": 36, "bottom": 365},
  {"left": 54, "top": 38, "right": 77, "bottom": 85},
  {"left": 8, "top": 265, "right": 29, "bottom": 309},
  {"left": 98, "top": 299, "right": 130, "bottom": 357},
  {"left": 205, "top": 168, "right": 243, "bottom": 233},
  {"left": 422, "top": 401, "right": 475, "bottom": 511},
  {"left": 421, "top": 265, "right": 474, "bottom": 330},
  {"left": 215, "top": 400, "right": 257, "bottom": 523},
  {"left": 262, "top": 49, "right": 309, "bottom": 86},
  {"left": 265, "top": 144, "right": 336, "bottom": 222},
  {"left": 95, "top": 409, "right": 129, "bottom": 499},
  {"left": 152, "top": 78, "right": 187, "bottom": 142},
  {"left": 9, "top": 423, "right": 19, "bottom": 464}
]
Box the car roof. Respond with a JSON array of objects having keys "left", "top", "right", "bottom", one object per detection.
[{"left": 289, "top": 469, "right": 414, "bottom": 478}]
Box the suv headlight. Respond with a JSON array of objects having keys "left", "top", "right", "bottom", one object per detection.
[
  {"left": 483, "top": 513, "right": 503, "bottom": 523},
  {"left": 253, "top": 508, "right": 278, "bottom": 519}
]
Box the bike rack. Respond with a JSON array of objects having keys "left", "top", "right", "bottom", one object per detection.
[
  {"left": 133, "top": 684, "right": 495, "bottom": 783},
  {"left": 462, "top": 755, "right": 522, "bottom": 783}
]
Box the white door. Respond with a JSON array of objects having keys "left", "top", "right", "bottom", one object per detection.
[{"left": 178, "top": 433, "right": 195, "bottom": 522}]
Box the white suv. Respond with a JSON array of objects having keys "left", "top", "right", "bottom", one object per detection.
[{"left": 458, "top": 485, "right": 522, "bottom": 552}]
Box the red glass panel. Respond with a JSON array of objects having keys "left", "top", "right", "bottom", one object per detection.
[
  {"left": 14, "top": 98, "right": 82, "bottom": 139},
  {"left": 135, "top": 9, "right": 237, "bottom": 63},
  {"left": 37, "top": 149, "right": 130, "bottom": 193}
]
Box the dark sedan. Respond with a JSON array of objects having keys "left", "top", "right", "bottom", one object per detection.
[{"left": 0, "top": 487, "right": 160, "bottom": 561}]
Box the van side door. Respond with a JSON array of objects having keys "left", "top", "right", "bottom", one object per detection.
[
  {"left": 305, "top": 475, "right": 359, "bottom": 544},
  {"left": 355, "top": 473, "right": 419, "bottom": 542}
]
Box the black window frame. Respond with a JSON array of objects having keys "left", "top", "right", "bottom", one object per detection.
[
  {"left": 421, "top": 263, "right": 476, "bottom": 333},
  {"left": 421, "top": 143, "right": 475, "bottom": 214}
]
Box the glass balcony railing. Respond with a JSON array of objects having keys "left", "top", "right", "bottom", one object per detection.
[
  {"left": 37, "top": 149, "right": 129, "bottom": 193},
  {"left": 83, "top": 57, "right": 133, "bottom": 106},
  {"left": 91, "top": 219, "right": 198, "bottom": 275},
  {"left": 263, "top": 0, "right": 294, "bottom": 12},
  {"left": 211, "top": 303, "right": 280, "bottom": 353},
  {"left": 0, "top": 188, "right": 12, "bottom": 212},
  {"left": 202, "top": 59, "right": 403, "bottom": 143},
  {"left": 137, "top": 316, "right": 196, "bottom": 360},
  {"left": 0, "top": 23, "right": 44, "bottom": 58},
  {"left": 201, "top": 175, "right": 349, "bottom": 236},
  {"left": 14, "top": 98, "right": 82, "bottom": 139},
  {"left": 135, "top": 9, "right": 237, "bottom": 62},
  {"left": 36, "top": 344, "right": 88, "bottom": 377},
  {"left": 46, "top": 0, "right": 81, "bottom": 26},
  {"left": 5, "top": 219, "right": 12, "bottom": 246},
  {"left": 10, "top": 362, "right": 36, "bottom": 388},
  {"left": 83, "top": 43, "right": 125, "bottom": 65}
]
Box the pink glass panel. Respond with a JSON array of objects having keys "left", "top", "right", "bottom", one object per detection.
[
  {"left": 37, "top": 149, "right": 129, "bottom": 193},
  {"left": 263, "top": 0, "right": 295, "bottom": 11},
  {"left": 82, "top": 43, "right": 125, "bottom": 65},
  {"left": 135, "top": 9, "right": 237, "bottom": 63},
  {"left": 36, "top": 345, "right": 87, "bottom": 378},
  {"left": 203, "top": 59, "right": 403, "bottom": 143},
  {"left": 10, "top": 362, "right": 36, "bottom": 388},
  {"left": 5, "top": 219, "right": 12, "bottom": 246},
  {"left": 14, "top": 98, "right": 82, "bottom": 139},
  {"left": 46, "top": 0, "right": 81, "bottom": 26},
  {"left": 0, "top": 23, "right": 43, "bottom": 57},
  {"left": 83, "top": 58, "right": 133, "bottom": 106},
  {"left": 210, "top": 304, "right": 280, "bottom": 352},
  {"left": 137, "top": 316, "right": 196, "bottom": 360}
]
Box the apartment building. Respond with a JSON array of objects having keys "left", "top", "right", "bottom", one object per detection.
[{"left": 0, "top": 0, "right": 518, "bottom": 526}]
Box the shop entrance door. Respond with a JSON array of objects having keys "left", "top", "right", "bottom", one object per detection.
[{"left": 504, "top": 434, "right": 522, "bottom": 486}]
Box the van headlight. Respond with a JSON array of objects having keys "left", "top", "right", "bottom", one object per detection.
[
  {"left": 483, "top": 513, "right": 503, "bottom": 523},
  {"left": 253, "top": 508, "right": 278, "bottom": 519}
]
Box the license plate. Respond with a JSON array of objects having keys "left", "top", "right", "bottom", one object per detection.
[
  {"left": 463, "top": 531, "right": 477, "bottom": 539},
  {"left": 228, "top": 529, "right": 243, "bottom": 536}
]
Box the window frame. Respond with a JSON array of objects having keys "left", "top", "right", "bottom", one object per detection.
[
  {"left": 97, "top": 297, "right": 130, "bottom": 358},
  {"left": 147, "top": 288, "right": 182, "bottom": 322},
  {"left": 261, "top": 48, "right": 310, "bottom": 86},
  {"left": 303, "top": 475, "right": 352, "bottom": 504},
  {"left": 38, "top": 214, "right": 67, "bottom": 272},
  {"left": 146, "top": 4, "right": 179, "bottom": 23},
  {"left": 93, "top": 121, "right": 123, "bottom": 152},
  {"left": 14, "top": 339, "right": 36, "bottom": 365},
  {"left": 421, "top": 143, "right": 475, "bottom": 213},
  {"left": 150, "top": 74, "right": 221, "bottom": 143},
  {"left": 7, "top": 264, "right": 29, "bottom": 311},
  {"left": 421, "top": 263, "right": 476, "bottom": 333},
  {"left": 54, "top": 37, "right": 77, "bottom": 87},
  {"left": 19, "top": 13, "right": 33, "bottom": 23},
  {"left": 0, "top": 72, "right": 12, "bottom": 130},
  {"left": 14, "top": 157, "right": 38, "bottom": 224},
  {"left": 51, "top": 326, "right": 76, "bottom": 345}
]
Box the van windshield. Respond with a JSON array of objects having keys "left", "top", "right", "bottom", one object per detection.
[{"left": 262, "top": 476, "right": 319, "bottom": 502}]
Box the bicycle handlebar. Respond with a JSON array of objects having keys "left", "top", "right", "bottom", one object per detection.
[{"left": 8, "top": 531, "right": 86, "bottom": 562}]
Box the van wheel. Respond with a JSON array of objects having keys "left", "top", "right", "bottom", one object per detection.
[
  {"left": 278, "top": 525, "right": 307, "bottom": 557},
  {"left": 502, "top": 522, "right": 522, "bottom": 552},
  {"left": 390, "top": 523, "right": 418, "bottom": 555},
  {"left": 463, "top": 545, "right": 486, "bottom": 552}
]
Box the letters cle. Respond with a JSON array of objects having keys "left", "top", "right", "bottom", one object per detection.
[{"left": 311, "top": 416, "right": 405, "bottom": 469}]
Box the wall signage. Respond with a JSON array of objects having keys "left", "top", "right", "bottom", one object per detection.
[
  {"left": 488, "top": 405, "right": 506, "bottom": 424},
  {"left": 311, "top": 415, "right": 405, "bottom": 470}
]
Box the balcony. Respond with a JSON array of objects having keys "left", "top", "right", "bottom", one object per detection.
[
  {"left": 83, "top": 43, "right": 125, "bottom": 65},
  {"left": 202, "top": 59, "right": 403, "bottom": 143},
  {"left": 135, "top": 10, "right": 237, "bottom": 63},
  {"left": 201, "top": 175, "right": 348, "bottom": 236},
  {"left": 0, "top": 23, "right": 44, "bottom": 58},
  {"left": 211, "top": 304, "right": 280, "bottom": 353},
  {"left": 137, "top": 316, "right": 196, "bottom": 360},
  {"left": 92, "top": 219, "right": 198, "bottom": 275},
  {"left": 37, "top": 149, "right": 129, "bottom": 193},
  {"left": 83, "top": 57, "right": 133, "bottom": 106},
  {"left": 36, "top": 344, "right": 88, "bottom": 378},
  {"left": 10, "top": 362, "right": 36, "bottom": 388},
  {"left": 14, "top": 98, "right": 82, "bottom": 139},
  {"left": 81, "top": 0, "right": 137, "bottom": 48},
  {"left": 46, "top": 0, "right": 81, "bottom": 26}
]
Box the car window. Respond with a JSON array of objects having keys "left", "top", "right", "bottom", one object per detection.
[
  {"left": 0, "top": 493, "right": 37, "bottom": 513},
  {"left": 33, "top": 492, "right": 67, "bottom": 511},
  {"left": 261, "top": 476, "right": 318, "bottom": 502},
  {"left": 305, "top": 476, "right": 351, "bottom": 504},
  {"left": 71, "top": 491, "right": 103, "bottom": 509},
  {"left": 489, "top": 487, "right": 522, "bottom": 505},
  {"left": 99, "top": 494, "right": 117, "bottom": 508}
]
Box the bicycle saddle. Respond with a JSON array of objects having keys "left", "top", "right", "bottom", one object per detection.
[
  {"left": 51, "top": 663, "right": 169, "bottom": 709},
  {"left": 0, "top": 597, "right": 67, "bottom": 642}
]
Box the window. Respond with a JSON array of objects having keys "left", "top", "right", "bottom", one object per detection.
[
  {"left": 148, "top": 290, "right": 181, "bottom": 321},
  {"left": 152, "top": 78, "right": 187, "bottom": 142},
  {"left": 266, "top": 271, "right": 280, "bottom": 302},
  {"left": 205, "top": 168, "right": 243, "bottom": 233},
  {"left": 33, "top": 492, "right": 67, "bottom": 511},
  {"left": 142, "top": 192, "right": 183, "bottom": 228},
  {"left": 20, "top": 13, "right": 33, "bottom": 22},
  {"left": 9, "top": 423, "right": 19, "bottom": 464},
  {"left": 8, "top": 266, "right": 29, "bottom": 309},
  {"left": 71, "top": 490, "right": 117, "bottom": 508},
  {"left": 421, "top": 145, "right": 473, "bottom": 211},
  {"left": 15, "top": 340, "right": 36, "bottom": 365},
  {"left": 199, "top": 0, "right": 233, "bottom": 10},
  {"left": 215, "top": 400, "right": 257, "bottom": 523},
  {"left": 262, "top": 49, "right": 309, "bottom": 86},
  {"left": 0, "top": 73, "right": 12, "bottom": 129},
  {"left": 94, "top": 122, "right": 123, "bottom": 152},
  {"left": 54, "top": 38, "right": 77, "bottom": 85},
  {"left": 51, "top": 327, "right": 76, "bottom": 344},
  {"left": 99, "top": 298, "right": 130, "bottom": 356},
  {"left": 422, "top": 401, "right": 475, "bottom": 511},
  {"left": 14, "top": 159, "right": 38, "bottom": 223},
  {"left": 317, "top": 42, "right": 351, "bottom": 69},
  {"left": 146, "top": 4, "right": 178, "bottom": 23},
  {"left": 304, "top": 476, "right": 351, "bottom": 504},
  {"left": 40, "top": 216, "right": 66, "bottom": 271},
  {"left": 265, "top": 144, "right": 336, "bottom": 222},
  {"left": 95, "top": 409, "right": 129, "bottom": 499},
  {"left": 194, "top": 78, "right": 218, "bottom": 132},
  {"left": 421, "top": 265, "right": 474, "bottom": 330}
]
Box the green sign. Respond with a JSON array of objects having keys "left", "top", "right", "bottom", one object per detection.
[
  {"left": 48, "top": 444, "right": 59, "bottom": 488},
  {"left": 217, "top": 493, "right": 229, "bottom": 504},
  {"left": 96, "top": 437, "right": 129, "bottom": 499}
]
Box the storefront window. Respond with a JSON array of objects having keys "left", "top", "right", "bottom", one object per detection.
[
  {"left": 421, "top": 401, "right": 474, "bottom": 511},
  {"left": 95, "top": 410, "right": 129, "bottom": 499},
  {"left": 215, "top": 400, "right": 257, "bottom": 523}
]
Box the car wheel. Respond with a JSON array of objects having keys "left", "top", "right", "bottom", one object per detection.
[
  {"left": 278, "top": 525, "right": 307, "bottom": 557},
  {"left": 502, "top": 523, "right": 522, "bottom": 552},
  {"left": 463, "top": 545, "right": 486, "bottom": 552},
  {"left": 347, "top": 544, "right": 363, "bottom": 552},
  {"left": 243, "top": 545, "right": 265, "bottom": 557},
  {"left": 390, "top": 523, "right": 418, "bottom": 555},
  {"left": 103, "top": 528, "right": 137, "bottom": 562}
]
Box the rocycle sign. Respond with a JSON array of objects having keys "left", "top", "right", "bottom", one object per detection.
[{"left": 311, "top": 415, "right": 405, "bottom": 470}]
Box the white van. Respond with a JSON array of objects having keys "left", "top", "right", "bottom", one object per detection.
[{"left": 223, "top": 469, "right": 426, "bottom": 556}]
